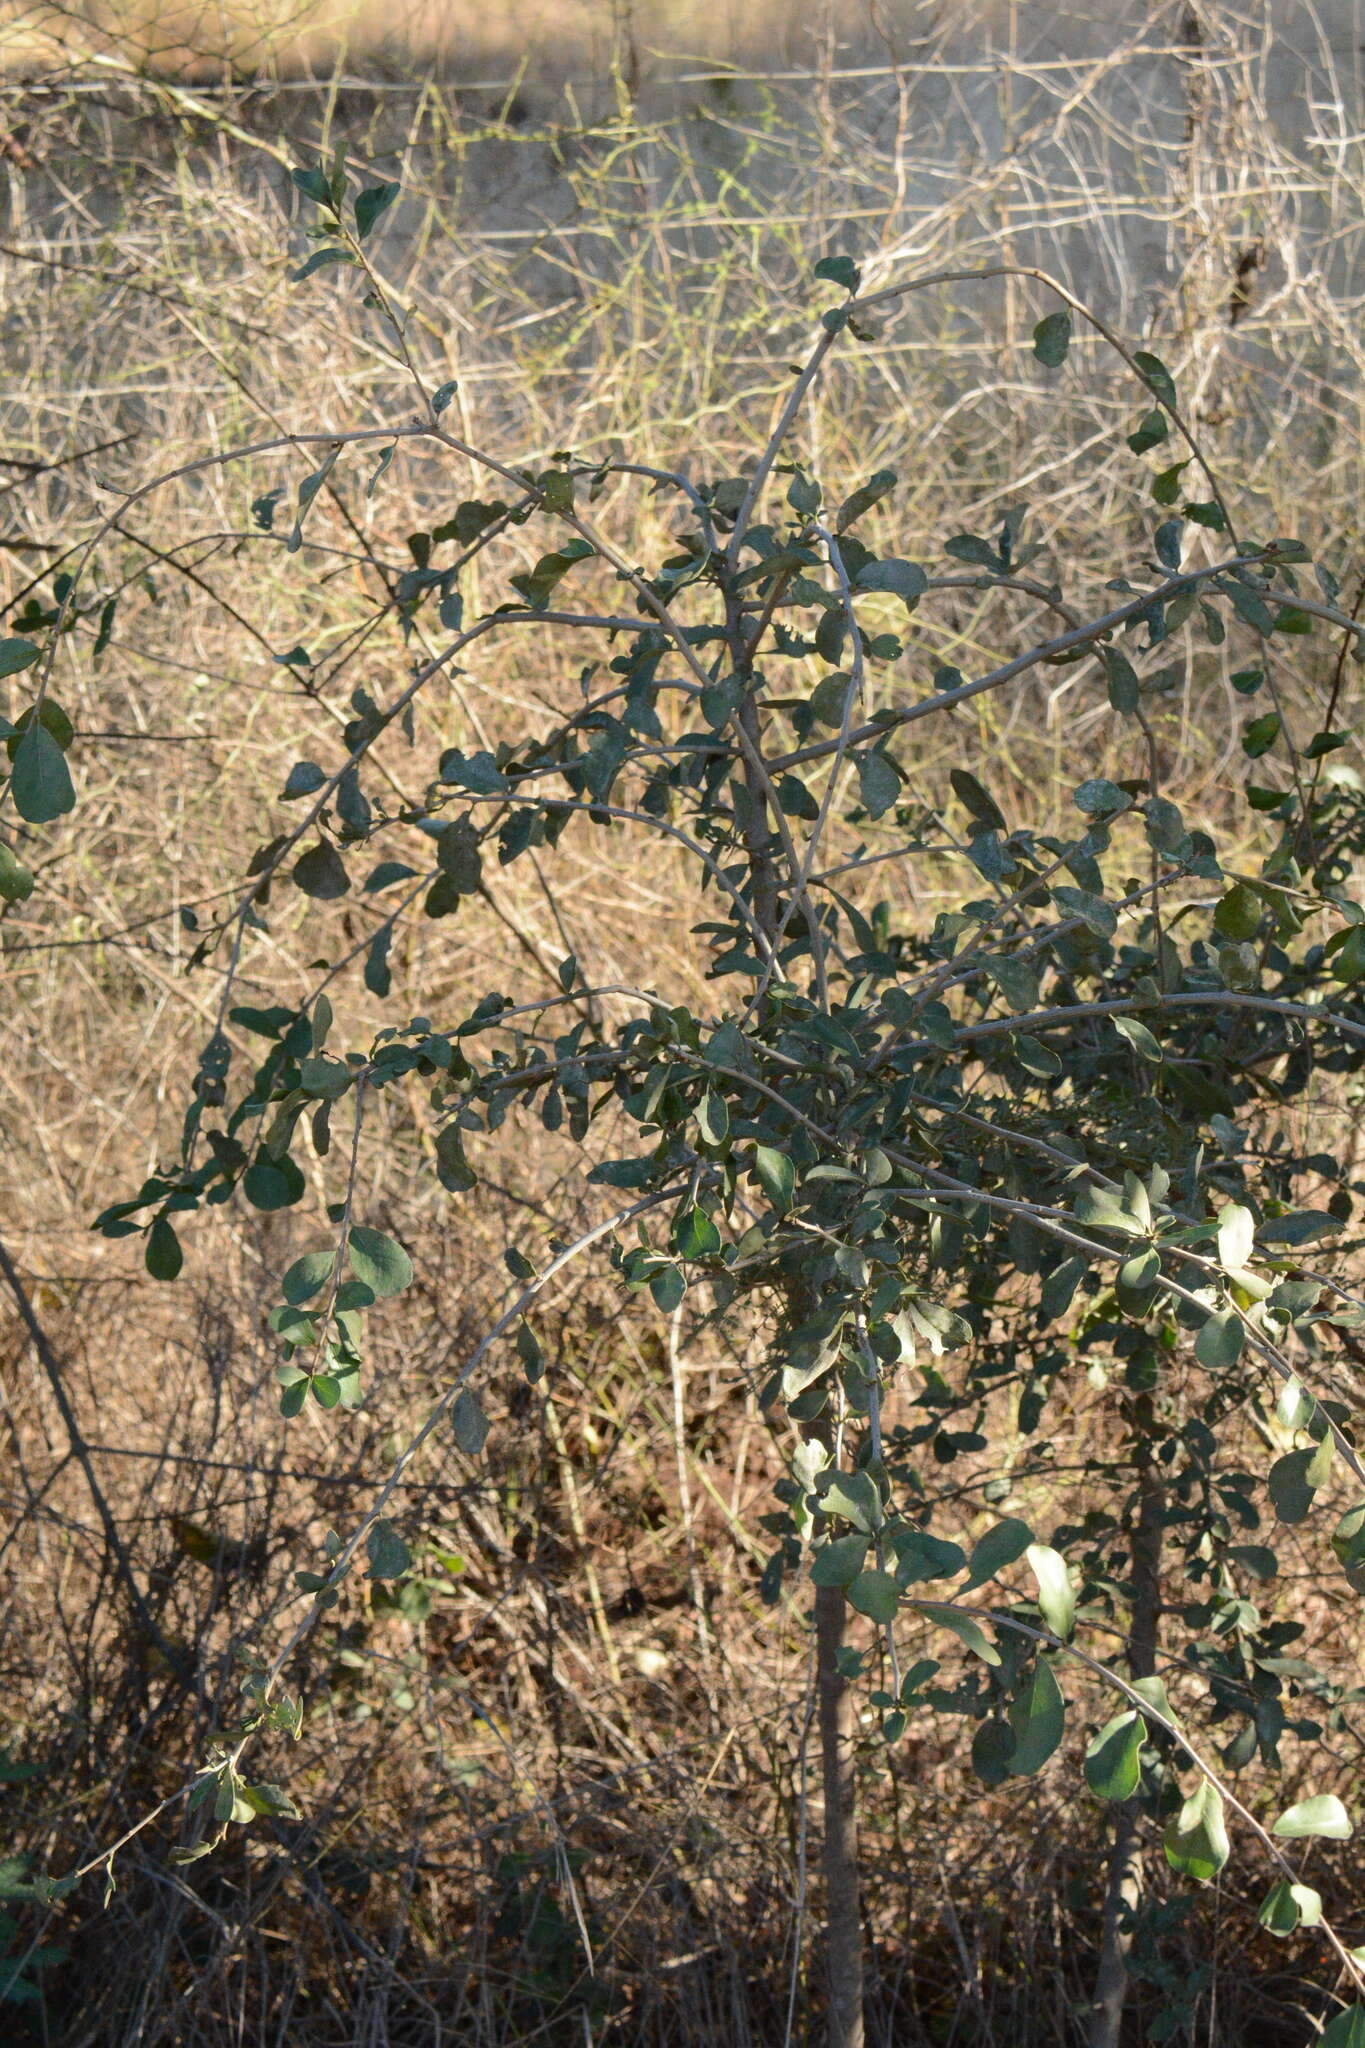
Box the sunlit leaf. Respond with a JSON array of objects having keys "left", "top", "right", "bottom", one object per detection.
[
  {"left": 347, "top": 1227, "right": 413, "bottom": 1299},
  {"left": 1272, "top": 1794, "right": 1352, "bottom": 1840},
  {"left": 1163, "top": 1780, "right": 1230, "bottom": 1882},
  {"left": 1084, "top": 1710, "right": 1142, "bottom": 1801},
  {"left": 1026, "top": 1544, "right": 1076, "bottom": 1640}
]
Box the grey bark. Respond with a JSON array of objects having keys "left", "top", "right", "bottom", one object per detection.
[
  {"left": 815, "top": 1568, "right": 864, "bottom": 2048},
  {"left": 732, "top": 589, "right": 863, "bottom": 2048},
  {"left": 1084, "top": 1398, "right": 1164, "bottom": 2048}
]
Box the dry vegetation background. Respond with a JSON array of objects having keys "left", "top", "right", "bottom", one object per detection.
[{"left": 3, "top": 1, "right": 1365, "bottom": 2042}]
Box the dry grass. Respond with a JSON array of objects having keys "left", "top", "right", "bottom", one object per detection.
[
  {"left": 3, "top": 3, "right": 1365, "bottom": 2042},
  {"left": 1, "top": 0, "right": 950, "bottom": 84}
]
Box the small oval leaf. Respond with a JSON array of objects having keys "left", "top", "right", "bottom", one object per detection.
[{"left": 1272, "top": 1793, "right": 1353, "bottom": 1840}]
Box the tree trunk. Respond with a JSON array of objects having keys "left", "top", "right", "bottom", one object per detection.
[
  {"left": 1084, "top": 1399, "right": 1164, "bottom": 2048},
  {"left": 816, "top": 1575, "right": 865, "bottom": 2048},
  {"left": 730, "top": 605, "right": 863, "bottom": 2047}
]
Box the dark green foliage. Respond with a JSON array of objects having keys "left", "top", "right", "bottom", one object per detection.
[{"left": 13, "top": 159, "right": 1364, "bottom": 2029}]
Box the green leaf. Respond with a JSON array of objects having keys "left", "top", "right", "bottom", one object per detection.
[
  {"left": 1133, "top": 349, "right": 1177, "bottom": 407},
  {"left": 914, "top": 1602, "right": 1001, "bottom": 1667},
  {"left": 1013, "top": 1034, "right": 1061, "bottom": 1079},
  {"left": 1154, "top": 518, "right": 1184, "bottom": 571},
  {"left": 848, "top": 1569, "right": 900, "bottom": 1623},
  {"left": 1162, "top": 1779, "right": 1230, "bottom": 1883},
  {"left": 1102, "top": 644, "right": 1140, "bottom": 714},
  {"left": 282, "top": 1250, "right": 333, "bottom": 1307},
  {"left": 1258, "top": 1879, "right": 1322, "bottom": 1936},
  {"left": 811, "top": 1534, "right": 870, "bottom": 1587},
  {"left": 435, "top": 817, "right": 483, "bottom": 893},
  {"left": 1040, "top": 1255, "right": 1087, "bottom": 1320},
  {"left": 985, "top": 955, "right": 1038, "bottom": 1014},
  {"left": 1277, "top": 1382, "right": 1318, "bottom": 1434},
  {"left": 589, "top": 1157, "right": 657, "bottom": 1190},
  {"left": 451, "top": 1387, "right": 490, "bottom": 1455},
  {"left": 1228, "top": 1543, "right": 1279, "bottom": 1582},
  {"left": 855, "top": 558, "right": 927, "bottom": 609},
  {"left": 0, "top": 637, "right": 41, "bottom": 678},
  {"left": 509, "top": 538, "right": 594, "bottom": 608},
  {"left": 1309, "top": 1431, "right": 1335, "bottom": 1487},
  {"left": 366, "top": 1519, "right": 410, "bottom": 1580},
  {"left": 1242, "top": 711, "right": 1281, "bottom": 757},
  {"left": 1007, "top": 1658, "right": 1065, "bottom": 1775},
  {"left": 821, "top": 1470, "right": 882, "bottom": 1534},
  {"left": 964, "top": 1516, "right": 1034, "bottom": 1590},
  {"left": 364, "top": 926, "right": 392, "bottom": 997},
  {"left": 1194, "top": 1307, "right": 1243, "bottom": 1371},
  {"left": 753, "top": 1145, "right": 795, "bottom": 1211},
  {"left": 293, "top": 842, "right": 350, "bottom": 899},
  {"left": 1032, "top": 310, "right": 1072, "bottom": 367},
  {"left": 1026, "top": 1543, "right": 1076, "bottom": 1640},
  {"left": 145, "top": 1216, "right": 183, "bottom": 1281},
  {"left": 1269, "top": 1446, "right": 1320, "bottom": 1525},
  {"left": 1113, "top": 1015, "right": 1163, "bottom": 1063},
  {"left": 516, "top": 1318, "right": 545, "bottom": 1383},
  {"left": 1143, "top": 794, "right": 1186, "bottom": 851},
  {"left": 347, "top": 1227, "right": 413, "bottom": 1300},
  {"left": 435, "top": 1123, "right": 476, "bottom": 1193},
  {"left": 858, "top": 750, "right": 901, "bottom": 819},
  {"left": 439, "top": 749, "right": 509, "bottom": 795},
  {"left": 1074, "top": 1184, "right": 1147, "bottom": 1236},
  {"left": 291, "top": 163, "right": 333, "bottom": 205},
  {"left": 1073, "top": 777, "right": 1128, "bottom": 817},
  {"left": 1116, "top": 1246, "right": 1161, "bottom": 1318},
  {"left": 890, "top": 1529, "right": 966, "bottom": 1585},
  {"left": 333, "top": 1279, "right": 374, "bottom": 1312},
  {"left": 300, "top": 1056, "right": 351, "bottom": 1100},
  {"left": 949, "top": 768, "right": 1007, "bottom": 832},
  {"left": 238, "top": 1781, "right": 301, "bottom": 1820},
  {"left": 649, "top": 1265, "right": 684, "bottom": 1312},
  {"left": 788, "top": 470, "right": 821, "bottom": 517},
  {"left": 1332, "top": 1504, "right": 1365, "bottom": 1583},
  {"left": 365, "top": 860, "right": 419, "bottom": 893},
  {"left": 1272, "top": 1794, "right": 1352, "bottom": 1840},
  {"left": 538, "top": 468, "right": 574, "bottom": 515},
  {"left": 354, "top": 181, "right": 399, "bottom": 239},
  {"left": 1259, "top": 1210, "right": 1343, "bottom": 1245},
  {"left": 814, "top": 254, "right": 861, "bottom": 291},
  {"left": 1214, "top": 883, "right": 1262, "bottom": 941},
  {"left": 1152, "top": 461, "right": 1190, "bottom": 506},
  {"left": 270, "top": 1303, "right": 318, "bottom": 1346},
  {"left": 10, "top": 720, "right": 75, "bottom": 823},
  {"left": 242, "top": 1156, "right": 305, "bottom": 1211},
  {"left": 282, "top": 760, "right": 326, "bottom": 799},
  {"left": 945, "top": 533, "right": 1005, "bottom": 571},
  {"left": 1085, "top": 1710, "right": 1142, "bottom": 1801},
  {"left": 1321, "top": 2007, "right": 1365, "bottom": 2047},
  {"left": 291, "top": 246, "right": 356, "bottom": 283},
  {"left": 0, "top": 842, "right": 35, "bottom": 904},
  {"left": 674, "top": 1204, "right": 722, "bottom": 1260},
  {"left": 696, "top": 1090, "right": 730, "bottom": 1148},
  {"left": 1131, "top": 1673, "right": 1172, "bottom": 1723},
  {"left": 835, "top": 468, "right": 897, "bottom": 533},
  {"left": 1216, "top": 1202, "right": 1255, "bottom": 1273},
  {"left": 971, "top": 1716, "right": 1015, "bottom": 1786},
  {"left": 1127, "top": 408, "right": 1168, "bottom": 454}
]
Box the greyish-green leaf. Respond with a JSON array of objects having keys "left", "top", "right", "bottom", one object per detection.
[{"left": 11, "top": 720, "right": 75, "bottom": 824}]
